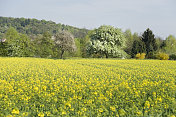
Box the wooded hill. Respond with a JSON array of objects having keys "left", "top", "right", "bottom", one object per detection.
[{"left": 0, "top": 16, "right": 89, "bottom": 39}]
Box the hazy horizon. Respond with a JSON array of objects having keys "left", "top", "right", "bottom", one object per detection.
[{"left": 0, "top": 0, "right": 176, "bottom": 39}]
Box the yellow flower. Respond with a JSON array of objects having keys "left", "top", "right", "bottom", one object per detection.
[
  {"left": 1, "top": 58, "right": 176, "bottom": 116},
  {"left": 78, "top": 96, "right": 82, "bottom": 100},
  {"left": 6, "top": 115, "right": 13, "bottom": 117},
  {"left": 157, "top": 97, "right": 162, "bottom": 102},
  {"left": 136, "top": 111, "right": 142, "bottom": 115},
  {"left": 11, "top": 108, "right": 19, "bottom": 114},
  {"left": 62, "top": 111, "right": 66, "bottom": 115},
  {"left": 164, "top": 104, "right": 168, "bottom": 109},
  {"left": 144, "top": 101, "right": 150, "bottom": 109},
  {"left": 46, "top": 111, "right": 51, "bottom": 116},
  {"left": 99, "top": 108, "right": 104, "bottom": 113},
  {"left": 152, "top": 92, "right": 156, "bottom": 97},
  {"left": 34, "top": 86, "right": 39, "bottom": 91},
  {"left": 22, "top": 112, "right": 28, "bottom": 116},
  {"left": 110, "top": 106, "right": 116, "bottom": 112},
  {"left": 38, "top": 112, "right": 44, "bottom": 117},
  {"left": 118, "top": 109, "right": 126, "bottom": 116},
  {"left": 81, "top": 107, "right": 87, "bottom": 112}
]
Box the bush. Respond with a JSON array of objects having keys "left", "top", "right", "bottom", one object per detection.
[
  {"left": 140, "top": 53, "right": 146, "bottom": 59},
  {"left": 136, "top": 53, "right": 146, "bottom": 59},
  {"left": 169, "top": 54, "right": 176, "bottom": 60},
  {"left": 156, "top": 53, "right": 169, "bottom": 60},
  {"left": 135, "top": 53, "right": 141, "bottom": 59}
]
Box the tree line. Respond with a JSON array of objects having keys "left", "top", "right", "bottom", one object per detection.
[
  {"left": 0, "top": 17, "right": 176, "bottom": 60},
  {"left": 0, "top": 27, "right": 81, "bottom": 59},
  {"left": 87, "top": 25, "right": 176, "bottom": 60},
  {"left": 0, "top": 16, "right": 88, "bottom": 39}
]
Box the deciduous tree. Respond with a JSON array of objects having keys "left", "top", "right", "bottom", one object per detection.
[
  {"left": 124, "top": 29, "right": 134, "bottom": 56},
  {"left": 163, "top": 35, "right": 176, "bottom": 55},
  {"left": 88, "top": 25, "right": 127, "bottom": 58},
  {"left": 39, "top": 32, "right": 54, "bottom": 58},
  {"left": 4, "top": 27, "right": 35, "bottom": 57},
  {"left": 55, "top": 31, "right": 76, "bottom": 59}
]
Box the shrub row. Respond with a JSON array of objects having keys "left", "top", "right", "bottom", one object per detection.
[{"left": 135, "top": 53, "right": 176, "bottom": 60}]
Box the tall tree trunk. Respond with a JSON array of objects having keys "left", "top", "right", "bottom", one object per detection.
[
  {"left": 105, "top": 53, "right": 108, "bottom": 58},
  {"left": 60, "top": 50, "right": 64, "bottom": 59}
]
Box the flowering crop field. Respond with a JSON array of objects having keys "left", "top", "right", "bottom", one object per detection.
[{"left": 0, "top": 57, "right": 176, "bottom": 117}]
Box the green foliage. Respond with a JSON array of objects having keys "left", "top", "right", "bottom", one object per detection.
[
  {"left": 5, "top": 27, "right": 20, "bottom": 56},
  {"left": 0, "top": 16, "right": 88, "bottom": 39},
  {"left": 131, "top": 39, "right": 146, "bottom": 58},
  {"left": 5, "top": 27, "right": 19, "bottom": 43},
  {"left": 4, "top": 27, "right": 35, "bottom": 57},
  {"left": 162, "top": 35, "right": 176, "bottom": 55},
  {"left": 88, "top": 25, "right": 127, "bottom": 58},
  {"left": 124, "top": 29, "right": 134, "bottom": 56},
  {"left": 169, "top": 54, "right": 176, "bottom": 60},
  {"left": 135, "top": 53, "right": 146, "bottom": 59},
  {"left": 155, "top": 37, "right": 164, "bottom": 50},
  {"left": 80, "top": 31, "right": 92, "bottom": 58},
  {"left": 0, "top": 27, "right": 35, "bottom": 57},
  {"left": 0, "top": 41, "right": 8, "bottom": 56},
  {"left": 156, "top": 53, "right": 169, "bottom": 60},
  {"left": 1, "top": 27, "right": 79, "bottom": 59},
  {"left": 37, "top": 32, "right": 54, "bottom": 58},
  {"left": 72, "top": 38, "right": 82, "bottom": 57},
  {"left": 142, "top": 28, "right": 158, "bottom": 58},
  {"left": 1, "top": 17, "right": 176, "bottom": 59},
  {"left": 17, "top": 34, "right": 35, "bottom": 57}
]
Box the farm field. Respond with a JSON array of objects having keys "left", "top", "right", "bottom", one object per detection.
[{"left": 0, "top": 57, "right": 176, "bottom": 117}]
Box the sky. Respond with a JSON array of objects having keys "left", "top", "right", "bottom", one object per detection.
[{"left": 0, "top": 0, "right": 176, "bottom": 39}]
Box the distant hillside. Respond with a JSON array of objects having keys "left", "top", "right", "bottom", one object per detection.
[{"left": 0, "top": 16, "right": 89, "bottom": 39}]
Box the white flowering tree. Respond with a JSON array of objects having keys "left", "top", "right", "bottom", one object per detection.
[
  {"left": 88, "top": 25, "right": 127, "bottom": 58},
  {"left": 55, "top": 31, "right": 76, "bottom": 59}
]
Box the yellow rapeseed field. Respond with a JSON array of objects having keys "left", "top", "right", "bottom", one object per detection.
[{"left": 0, "top": 57, "right": 176, "bottom": 117}]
